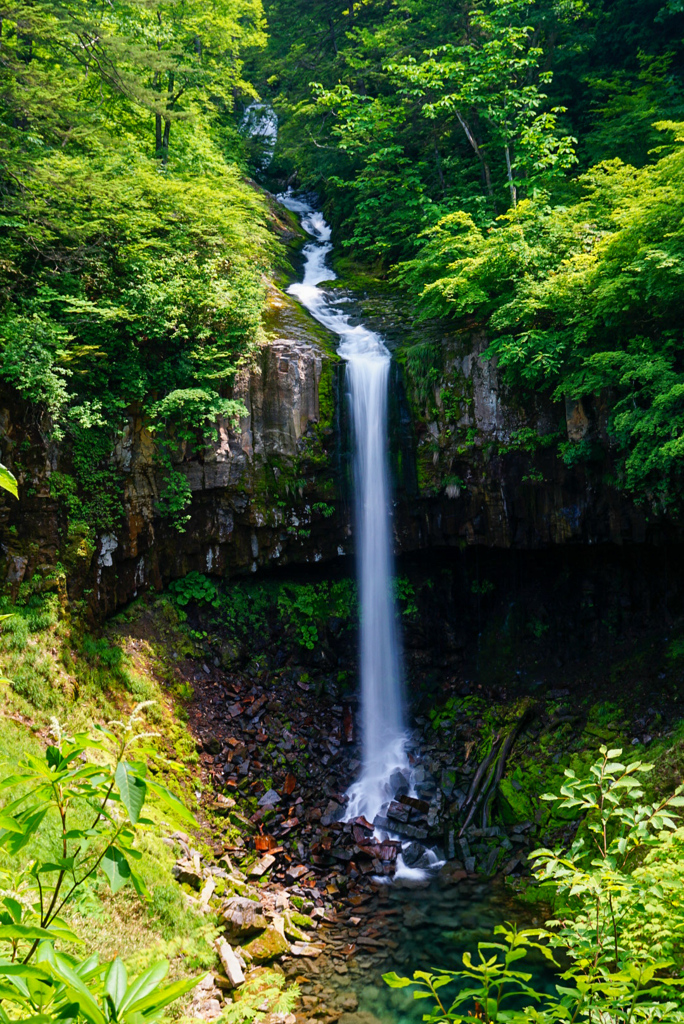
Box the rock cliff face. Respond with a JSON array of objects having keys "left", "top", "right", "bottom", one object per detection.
[
  {"left": 0, "top": 282, "right": 677, "bottom": 617},
  {"left": 0, "top": 321, "right": 347, "bottom": 616},
  {"left": 392, "top": 330, "right": 662, "bottom": 552}
]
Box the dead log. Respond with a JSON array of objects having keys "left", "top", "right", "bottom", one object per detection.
[{"left": 459, "top": 704, "right": 537, "bottom": 836}]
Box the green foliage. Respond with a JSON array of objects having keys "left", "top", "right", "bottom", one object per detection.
[
  {"left": 386, "top": 747, "right": 684, "bottom": 1022},
  {"left": 168, "top": 573, "right": 220, "bottom": 609},
  {"left": 253, "top": 0, "right": 684, "bottom": 509},
  {"left": 156, "top": 472, "right": 193, "bottom": 534},
  {"left": 0, "top": 707, "right": 199, "bottom": 1024},
  {"left": 223, "top": 970, "right": 299, "bottom": 1024},
  {"left": 393, "top": 577, "right": 418, "bottom": 618},
  {"left": 0, "top": 0, "right": 272, "bottom": 532},
  {"left": 0, "top": 465, "right": 18, "bottom": 500},
  {"left": 396, "top": 129, "right": 684, "bottom": 506},
  {"left": 212, "top": 578, "right": 358, "bottom": 653},
  {"left": 311, "top": 502, "right": 335, "bottom": 519}
]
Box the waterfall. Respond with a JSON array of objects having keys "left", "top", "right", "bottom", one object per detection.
[
  {"left": 279, "top": 194, "right": 408, "bottom": 824},
  {"left": 241, "top": 103, "right": 278, "bottom": 171}
]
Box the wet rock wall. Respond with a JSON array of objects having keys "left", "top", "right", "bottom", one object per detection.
[
  {"left": 1, "top": 281, "right": 682, "bottom": 620},
  {"left": 0, "top": 331, "right": 349, "bottom": 617}
]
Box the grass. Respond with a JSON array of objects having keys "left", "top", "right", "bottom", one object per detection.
[{"left": 0, "top": 588, "right": 220, "bottom": 1015}]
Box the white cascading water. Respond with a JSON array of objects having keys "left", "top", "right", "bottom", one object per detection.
[
  {"left": 241, "top": 104, "right": 278, "bottom": 170},
  {"left": 279, "top": 194, "right": 409, "bottom": 824}
]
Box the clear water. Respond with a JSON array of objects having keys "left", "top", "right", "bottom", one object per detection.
[
  {"left": 278, "top": 194, "right": 408, "bottom": 824},
  {"left": 300, "top": 877, "right": 555, "bottom": 1024}
]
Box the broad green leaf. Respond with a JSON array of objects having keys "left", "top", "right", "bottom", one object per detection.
[
  {"left": 0, "top": 982, "right": 30, "bottom": 1002},
  {"left": 0, "top": 815, "right": 22, "bottom": 835},
  {"left": 45, "top": 954, "right": 106, "bottom": 1024},
  {"left": 118, "top": 961, "right": 168, "bottom": 1014},
  {"left": 0, "top": 963, "right": 53, "bottom": 979},
  {"left": 126, "top": 976, "right": 202, "bottom": 1016},
  {"left": 1, "top": 898, "right": 22, "bottom": 924},
  {"left": 0, "top": 924, "right": 64, "bottom": 942},
  {"left": 144, "top": 778, "right": 196, "bottom": 826},
  {"left": 105, "top": 958, "right": 127, "bottom": 1010},
  {"left": 0, "top": 809, "right": 48, "bottom": 854},
  {"left": 383, "top": 972, "right": 412, "bottom": 989},
  {"left": 0, "top": 466, "right": 18, "bottom": 500},
  {"left": 115, "top": 763, "right": 147, "bottom": 825},
  {"left": 101, "top": 846, "right": 132, "bottom": 894},
  {"left": 128, "top": 864, "right": 151, "bottom": 901}
]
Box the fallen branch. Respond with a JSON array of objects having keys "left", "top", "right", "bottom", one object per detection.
[{"left": 459, "top": 704, "right": 537, "bottom": 836}]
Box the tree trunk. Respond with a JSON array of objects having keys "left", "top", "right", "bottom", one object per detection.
[
  {"left": 505, "top": 145, "right": 517, "bottom": 207},
  {"left": 162, "top": 118, "right": 170, "bottom": 163},
  {"left": 454, "top": 109, "right": 495, "bottom": 209}
]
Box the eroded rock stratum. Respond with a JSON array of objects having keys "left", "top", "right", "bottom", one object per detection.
[{"left": 0, "top": 286, "right": 676, "bottom": 617}]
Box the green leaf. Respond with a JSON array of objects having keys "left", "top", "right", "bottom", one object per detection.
[
  {"left": 0, "top": 466, "right": 18, "bottom": 500},
  {"left": 0, "top": 982, "right": 30, "bottom": 1002},
  {"left": 128, "top": 864, "right": 151, "bottom": 901},
  {"left": 101, "top": 846, "right": 132, "bottom": 894},
  {"left": 45, "top": 954, "right": 106, "bottom": 1024},
  {"left": 0, "top": 924, "right": 65, "bottom": 942},
  {"left": 1, "top": 899, "right": 22, "bottom": 924},
  {"left": 144, "top": 778, "right": 196, "bottom": 826},
  {"left": 126, "top": 975, "right": 199, "bottom": 1016},
  {"left": 0, "top": 816, "right": 23, "bottom": 835},
  {"left": 105, "top": 958, "right": 128, "bottom": 1011},
  {"left": 118, "top": 961, "right": 168, "bottom": 1014},
  {"left": 115, "top": 763, "right": 147, "bottom": 826},
  {"left": 0, "top": 809, "right": 47, "bottom": 853},
  {"left": 383, "top": 972, "right": 413, "bottom": 989}
]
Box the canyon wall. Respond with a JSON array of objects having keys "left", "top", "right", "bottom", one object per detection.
[{"left": 0, "top": 286, "right": 677, "bottom": 617}]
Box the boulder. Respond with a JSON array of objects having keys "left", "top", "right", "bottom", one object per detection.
[
  {"left": 221, "top": 897, "right": 268, "bottom": 941},
  {"left": 242, "top": 926, "right": 290, "bottom": 963},
  {"left": 172, "top": 859, "right": 202, "bottom": 890},
  {"left": 288, "top": 911, "right": 316, "bottom": 930},
  {"left": 390, "top": 771, "right": 409, "bottom": 796},
  {"left": 402, "top": 842, "right": 426, "bottom": 867},
  {"left": 249, "top": 854, "right": 276, "bottom": 878},
  {"left": 283, "top": 912, "right": 311, "bottom": 943},
  {"left": 258, "top": 789, "right": 281, "bottom": 807}
]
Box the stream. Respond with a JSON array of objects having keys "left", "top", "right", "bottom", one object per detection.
[{"left": 268, "top": 196, "right": 549, "bottom": 1024}]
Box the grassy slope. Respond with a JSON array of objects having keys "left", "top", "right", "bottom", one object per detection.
[{"left": 0, "top": 589, "right": 223, "bottom": 1012}]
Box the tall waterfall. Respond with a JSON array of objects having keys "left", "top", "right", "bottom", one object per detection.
[{"left": 279, "top": 194, "right": 408, "bottom": 824}]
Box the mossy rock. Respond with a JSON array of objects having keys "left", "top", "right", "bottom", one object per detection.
[
  {"left": 288, "top": 910, "right": 315, "bottom": 930},
  {"left": 242, "top": 926, "right": 290, "bottom": 963},
  {"left": 283, "top": 912, "right": 311, "bottom": 943},
  {"left": 497, "top": 778, "right": 535, "bottom": 826}
]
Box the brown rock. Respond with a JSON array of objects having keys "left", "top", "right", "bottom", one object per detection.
[{"left": 221, "top": 897, "right": 268, "bottom": 940}]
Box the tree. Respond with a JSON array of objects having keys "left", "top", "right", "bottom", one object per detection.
[
  {"left": 0, "top": 706, "right": 201, "bottom": 1023},
  {"left": 383, "top": 747, "right": 684, "bottom": 1022},
  {"left": 387, "top": 0, "right": 578, "bottom": 209}
]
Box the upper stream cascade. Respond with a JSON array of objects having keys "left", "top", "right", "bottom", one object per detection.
[{"left": 279, "top": 194, "right": 411, "bottom": 830}]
